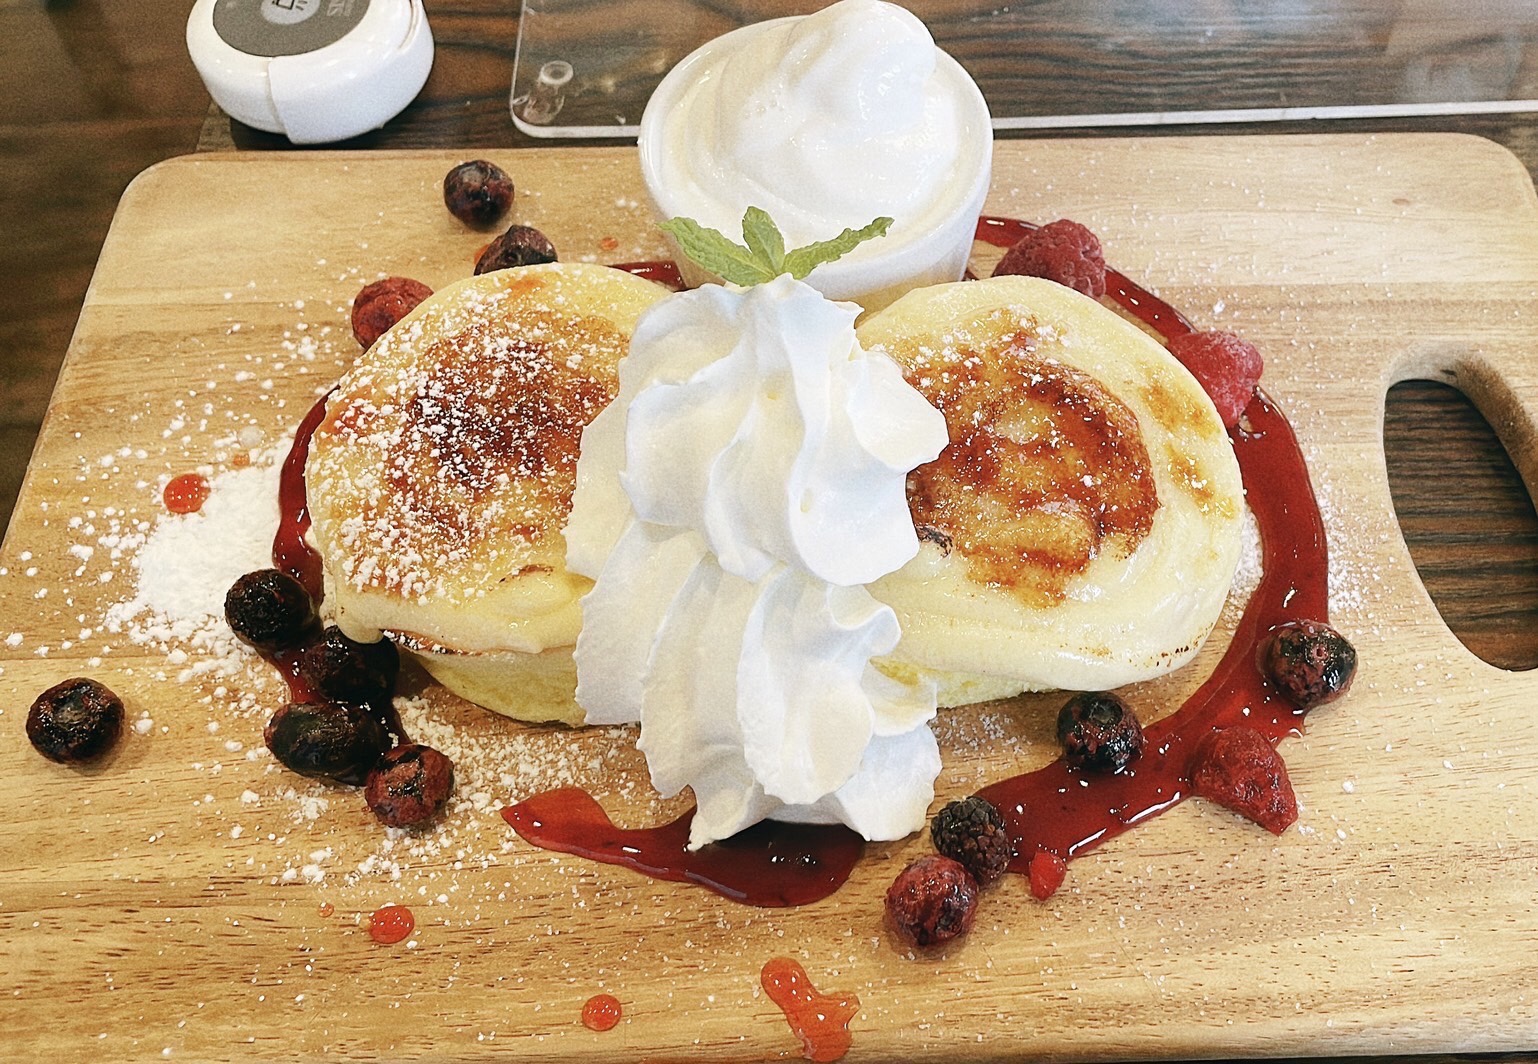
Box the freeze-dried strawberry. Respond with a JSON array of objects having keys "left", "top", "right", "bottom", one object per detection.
[
  {"left": 884, "top": 854, "right": 979, "bottom": 946},
  {"left": 1166, "top": 330, "right": 1263, "bottom": 428},
  {"left": 1028, "top": 850, "right": 1067, "bottom": 900},
  {"left": 351, "top": 277, "right": 432, "bottom": 348},
  {"left": 991, "top": 219, "right": 1106, "bottom": 297},
  {"left": 1189, "top": 726, "right": 1298, "bottom": 835}
]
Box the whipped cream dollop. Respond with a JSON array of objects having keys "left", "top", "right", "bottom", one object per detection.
[
  {"left": 647, "top": 0, "right": 982, "bottom": 260},
  {"left": 564, "top": 276, "right": 949, "bottom": 849}
]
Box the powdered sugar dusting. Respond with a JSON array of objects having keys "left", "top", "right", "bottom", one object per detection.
[
  {"left": 103, "top": 451, "right": 283, "bottom": 680},
  {"left": 307, "top": 272, "right": 640, "bottom": 603}
]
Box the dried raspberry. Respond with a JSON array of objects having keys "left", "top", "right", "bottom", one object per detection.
[
  {"left": 443, "top": 159, "right": 514, "bottom": 228},
  {"left": 930, "top": 796, "right": 1014, "bottom": 884},
  {"left": 1056, "top": 691, "right": 1144, "bottom": 773},
  {"left": 365, "top": 743, "right": 455, "bottom": 827},
  {"left": 1165, "top": 330, "right": 1263, "bottom": 428},
  {"left": 475, "top": 224, "right": 558, "bottom": 274},
  {"left": 351, "top": 277, "right": 433, "bottom": 348},
  {"left": 1190, "top": 726, "right": 1298, "bottom": 835},
  {"left": 991, "top": 219, "right": 1106, "bottom": 297},
  {"left": 1259, "top": 619, "right": 1357, "bottom": 711},
  {"left": 884, "top": 854, "right": 979, "bottom": 946},
  {"left": 1027, "top": 850, "right": 1067, "bottom": 901}
]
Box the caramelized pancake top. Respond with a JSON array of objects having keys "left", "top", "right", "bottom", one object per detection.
[
  {"left": 858, "top": 276, "right": 1246, "bottom": 697},
  {"left": 321, "top": 314, "right": 619, "bottom": 583},
  {"left": 308, "top": 266, "right": 666, "bottom": 612},
  {"left": 899, "top": 311, "right": 1157, "bottom": 608}
]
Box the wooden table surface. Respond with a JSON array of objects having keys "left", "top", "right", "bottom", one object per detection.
[{"left": 4, "top": 2, "right": 1538, "bottom": 1061}]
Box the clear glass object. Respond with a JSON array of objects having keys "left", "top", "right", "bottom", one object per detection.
[{"left": 512, "top": 0, "right": 1538, "bottom": 138}]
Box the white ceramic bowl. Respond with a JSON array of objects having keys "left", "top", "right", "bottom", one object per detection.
[{"left": 638, "top": 13, "right": 992, "bottom": 312}]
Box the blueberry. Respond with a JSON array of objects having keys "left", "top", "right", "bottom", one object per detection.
[
  {"left": 1056, "top": 691, "right": 1145, "bottom": 773},
  {"left": 443, "top": 160, "right": 514, "bottom": 228},
  {"left": 264, "top": 701, "right": 388, "bottom": 783},
  {"left": 474, "top": 224, "right": 557, "bottom": 274},
  {"left": 224, "top": 569, "right": 319, "bottom": 654},
  {"left": 298, "top": 626, "right": 399, "bottom": 705},
  {"left": 1259, "top": 619, "right": 1357, "bottom": 710},
  {"left": 27, "top": 677, "right": 124, "bottom": 763}
]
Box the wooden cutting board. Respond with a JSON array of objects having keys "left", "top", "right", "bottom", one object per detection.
[{"left": 5, "top": 135, "right": 1538, "bottom": 1062}]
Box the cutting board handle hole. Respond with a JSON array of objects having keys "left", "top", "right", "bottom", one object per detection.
[{"left": 1384, "top": 375, "right": 1538, "bottom": 671}]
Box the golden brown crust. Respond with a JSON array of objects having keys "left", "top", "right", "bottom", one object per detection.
[
  {"left": 305, "top": 264, "right": 671, "bottom": 692},
  {"left": 859, "top": 275, "right": 1246, "bottom": 700},
  {"left": 892, "top": 312, "right": 1157, "bottom": 609},
  {"left": 309, "top": 268, "right": 648, "bottom": 606}
]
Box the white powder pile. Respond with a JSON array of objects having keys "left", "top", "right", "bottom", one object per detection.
[{"left": 103, "top": 449, "right": 283, "bottom": 681}]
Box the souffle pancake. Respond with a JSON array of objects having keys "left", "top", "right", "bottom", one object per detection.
[
  {"left": 305, "top": 263, "right": 671, "bottom": 723},
  {"left": 858, "top": 275, "right": 1246, "bottom": 706}
]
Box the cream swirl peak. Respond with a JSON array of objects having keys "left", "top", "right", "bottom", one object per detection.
[{"left": 564, "top": 276, "right": 949, "bottom": 848}]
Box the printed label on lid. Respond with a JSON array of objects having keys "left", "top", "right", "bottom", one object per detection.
[{"left": 211, "top": 0, "right": 371, "bottom": 57}]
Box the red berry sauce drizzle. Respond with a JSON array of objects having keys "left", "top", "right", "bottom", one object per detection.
[
  {"left": 611, "top": 259, "right": 685, "bottom": 289},
  {"left": 274, "top": 390, "right": 332, "bottom": 604},
  {"left": 972, "top": 214, "right": 1329, "bottom": 873},
  {"left": 272, "top": 390, "right": 409, "bottom": 741},
  {"left": 760, "top": 957, "right": 860, "bottom": 1063},
  {"left": 502, "top": 787, "right": 861, "bottom": 908}
]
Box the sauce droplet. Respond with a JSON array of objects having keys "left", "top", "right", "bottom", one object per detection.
[
  {"left": 611, "top": 259, "right": 685, "bottom": 289},
  {"left": 581, "top": 993, "right": 622, "bottom": 1032},
  {"left": 760, "top": 957, "right": 859, "bottom": 1063},
  {"left": 318, "top": 901, "right": 334, "bottom": 918},
  {"left": 368, "top": 904, "right": 414, "bottom": 944},
  {"left": 162, "top": 472, "right": 211, "bottom": 514}
]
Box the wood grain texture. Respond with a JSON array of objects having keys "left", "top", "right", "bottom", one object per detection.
[
  {"left": 0, "top": 0, "right": 212, "bottom": 535},
  {"left": 5, "top": 136, "right": 1538, "bottom": 1062},
  {"left": 1384, "top": 380, "right": 1538, "bottom": 671}
]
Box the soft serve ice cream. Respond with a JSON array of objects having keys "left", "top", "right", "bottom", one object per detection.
[
  {"left": 564, "top": 275, "right": 949, "bottom": 848},
  {"left": 639, "top": 0, "right": 992, "bottom": 309}
]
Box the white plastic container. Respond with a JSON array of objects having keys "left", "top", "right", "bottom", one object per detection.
[
  {"left": 187, "top": 0, "right": 433, "bottom": 144},
  {"left": 638, "top": 1, "right": 992, "bottom": 312}
]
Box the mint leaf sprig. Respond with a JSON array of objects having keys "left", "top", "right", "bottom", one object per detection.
[{"left": 659, "top": 207, "right": 892, "bottom": 287}]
